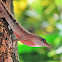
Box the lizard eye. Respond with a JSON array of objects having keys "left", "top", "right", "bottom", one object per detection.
[{"left": 41, "top": 38, "right": 46, "bottom": 43}]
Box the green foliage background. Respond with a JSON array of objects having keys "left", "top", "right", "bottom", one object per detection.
[{"left": 13, "top": 0, "right": 62, "bottom": 62}]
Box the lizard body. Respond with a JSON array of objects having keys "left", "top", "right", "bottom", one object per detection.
[{"left": 0, "top": 0, "right": 50, "bottom": 47}]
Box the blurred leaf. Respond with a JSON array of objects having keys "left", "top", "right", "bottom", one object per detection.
[
  {"left": 55, "top": 0, "right": 62, "bottom": 6},
  {"left": 54, "top": 37, "right": 61, "bottom": 46},
  {"left": 48, "top": 50, "right": 56, "bottom": 57},
  {"left": 44, "top": 3, "right": 55, "bottom": 15},
  {"left": 45, "top": 32, "right": 59, "bottom": 44}
]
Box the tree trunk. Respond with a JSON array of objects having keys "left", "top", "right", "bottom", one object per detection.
[{"left": 0, "top": 0, "right": 19, "bottom": 62}]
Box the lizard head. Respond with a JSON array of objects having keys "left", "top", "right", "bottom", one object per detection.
[{"left": 30, "top": 35, "right": 50, "bottom": 47}]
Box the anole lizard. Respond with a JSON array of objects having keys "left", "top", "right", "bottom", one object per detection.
[{"left": 0, "top": 0, "right": 50, "bottom": 47}]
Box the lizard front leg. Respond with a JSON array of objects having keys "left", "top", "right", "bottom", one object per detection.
[{"left": 13, "top": 38, "right": 21, "bottom": 42}]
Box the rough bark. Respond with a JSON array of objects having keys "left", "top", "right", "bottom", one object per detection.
[{"left": 0, "top": 0, "right": 19, "bottom": 62}]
